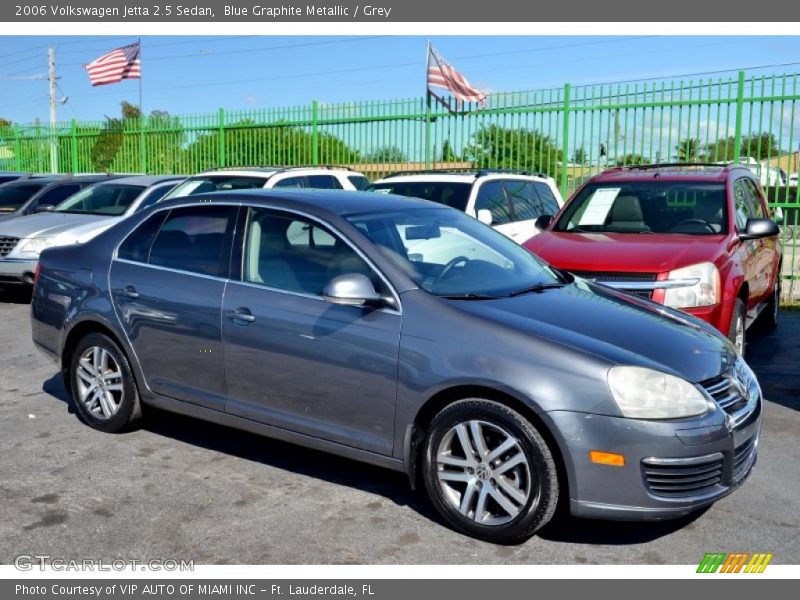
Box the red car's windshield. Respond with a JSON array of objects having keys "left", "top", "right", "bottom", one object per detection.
[{"left": 554, "top": 181, "right": 728, "bottom": 235}]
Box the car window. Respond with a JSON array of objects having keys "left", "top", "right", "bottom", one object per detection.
[
  {"left": 474, "top": 181, "right": 512, "bottom": 225},
  {"left": 348, "top": 175, "right": 370, "bottom": 191},
  {"left": 271, "top": 176, "right": 306, "bottom": 189},
  {"left": 38, "top": 184, "right": 82, "bottom": 208},
  {"left": 135, "top": 183, "right": 177, "bottom": 212},
  {"left": 306, "top": 175, "right": 343, "bottom": 190},
  {"left": 742, "top": 178, "right": 766, "bottom": 219},
  {"left": 148, "top": 205, "right": 236, "bottom": 277},
  {"left": 243, "top": 208, "right": 382, "bottom": 296},
  {"left": 368, "top": 181, "right": 472, "bottom": 211},
  {"left": 504, "top": 180, "right": 559, "bottom": 222},
  {"left": 733, "top": 179, "right": 754, "bottom": 230},
  {"left": 554, "top": 181, "right": 728, "bottom": 235},
  {"left": 164, "top": 175, "right": 266, "bottom": 199},
  {"left": 54, "top": 184, "right": 144, "bottom": 216},
  {"left": 117, "top": 211, "right": 169, "bottom": 263},
  {"left": 0, "top": 183, "right": 43, "bottom": 212},
  {"left": 533, "top": 182, "right": 561, "bottom": 215}
]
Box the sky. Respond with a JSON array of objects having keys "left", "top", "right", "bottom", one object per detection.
[{"left": 1, "top": 35, "right": 799, "bottom": 125}]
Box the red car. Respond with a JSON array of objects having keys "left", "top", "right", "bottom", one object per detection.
[{"left": 525, "top": 164, "right": 782, "bottom": 355}]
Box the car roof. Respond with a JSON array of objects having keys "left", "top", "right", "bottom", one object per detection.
[
  {"left": 590, "top": 163, "right": 754, "bottom": 184},
  {"left": 193, "top": 166, "right": 363, "bottom": 178},
  {"left": 373, "top": 171, "right": 553, "bottom": 184},
  {"left": 94, "top": 174, "right": 185, "bottom": 187},
  {"left": 158, "top": 188, "right": 439, "bottom": 217}
]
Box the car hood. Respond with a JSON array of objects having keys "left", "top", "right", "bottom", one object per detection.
[
  {"left": 0, "top": 212, "right": 119, "bottom": 243},
  {"left": 525, "top": 231, "right": 728, "bottom": 273},
  {"left": 450, "top": 281, "right": 735, "bottom": 383}
]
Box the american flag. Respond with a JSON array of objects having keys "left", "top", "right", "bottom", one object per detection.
[
  {"left": 427, "top": 44, "right": 487, "bottom": 109},
  {"left": 84, "top": 42, "right": 141, "bottom": 87}
]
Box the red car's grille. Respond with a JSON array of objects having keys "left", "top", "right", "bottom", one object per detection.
[{"left": 570, "top": 271, "right": 658, "bottom": 300}]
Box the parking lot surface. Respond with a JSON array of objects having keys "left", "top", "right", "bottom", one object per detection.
[{"left": 1, "top": 293, "right": 798, "bottom": 564}]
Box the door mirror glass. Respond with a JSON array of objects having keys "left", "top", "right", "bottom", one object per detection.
[
  {"left": 476, "top": 209, "right": 493, "bottom": 225},
  {"left": 323, "top": 273, "right": 383, "bottom": 307},
  {"left": 739, "top": 217, "right": 780, "bottom": 240}
]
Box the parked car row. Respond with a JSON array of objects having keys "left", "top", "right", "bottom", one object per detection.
[{"left": 26, "top": 160, "right": 771, "bottom": 544}]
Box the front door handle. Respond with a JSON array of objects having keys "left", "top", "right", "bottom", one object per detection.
[
  {"left": 123, "top": 285, "right": 139, "bottom": 299},
  {"left": 227, "top": 308, "right": 256, "bottom": 324}
]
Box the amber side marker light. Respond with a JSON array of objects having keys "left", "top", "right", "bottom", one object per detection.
[{"left": 589, "top": 450, "right": 625, "bottom": 466}]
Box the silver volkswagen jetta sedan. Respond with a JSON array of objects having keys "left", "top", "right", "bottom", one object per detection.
[{"left": 31, "top": 190, "right": 762, "bottom": 544}]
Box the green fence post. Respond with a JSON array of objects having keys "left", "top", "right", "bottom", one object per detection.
[
  {"left": 425, "top": 92, "right": 432, "bottom": 169},
  {"left": 70, "top": 119, "right": 79, "bottom": 173},
  {"left": 312, "top": 100, "right": 319, "bottom": 166},
  {"left": 139, "top": 113, "right": 147, "bottom": 174},
  {"left": 218, "top": 108, "right": 226, "bottom": 168},
  {"left": 561, "top": 83, "right": 571, "bottom": 199},
  {"left": 733, "top": 71, "right": 746, "bottom": 163},
  {"left": 13, "top": 124, "right": 21, "bottom": 171}
]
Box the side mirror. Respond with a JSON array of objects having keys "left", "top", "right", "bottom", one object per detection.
[
  {"left": 476, "top": 209, "right": 493, "bottom": 226},
  {"left": 323, "top": 273, "right": 383, "bottom": 307},
  {"left": 535, "top": 214, "right": 554, "bottom": 230},
  {"left": 739, "top": 217, "right": 780, "bottom": 241},
  {"left": 35, "top": 204, "right": 55, "bottom": 213}
]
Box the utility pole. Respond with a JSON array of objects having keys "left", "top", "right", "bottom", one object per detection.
[{"left": 48, "top": 47, "right": 58, "bottom": 174}]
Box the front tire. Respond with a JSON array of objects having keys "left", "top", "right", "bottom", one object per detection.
[
  {"left": 728, "top": 298, "right": 747, "bottom": 356},
  {"left": 68, "top": 332, "right": 142, "bottom": 433},
  {"left": 756, "top": 278, "right": 780, "bottom": 333},
  {"left": 421, "top": 399, "right": 558, "bottom": 544}
]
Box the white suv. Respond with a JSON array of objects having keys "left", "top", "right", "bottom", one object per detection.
[
  {"left": 163, "top": 166, "right": 370, "bottom": 200},
  {"left": 370, "top": 170, "right": 564, "bottom": 243}
]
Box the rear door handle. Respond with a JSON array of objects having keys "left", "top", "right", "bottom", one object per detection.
[
  {"left": 123, "top": 285, "right": 139, "bottom": 299},
  {"left": 227, "top": 308, "right": 256, "bottom": 324}
]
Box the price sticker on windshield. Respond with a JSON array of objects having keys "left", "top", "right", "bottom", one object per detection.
[{"left": 578, "top": 187, "right": 621, "bottom": 226}]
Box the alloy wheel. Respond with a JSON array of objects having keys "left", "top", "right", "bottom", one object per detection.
[
  {"left": 435, "top": 419, "right": 532, "bottom": 526},
  {"left": 75, "top": 346, "right": 124, "bottom": 421}
]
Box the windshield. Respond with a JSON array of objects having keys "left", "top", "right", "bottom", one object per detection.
[
  {"left": 164, "top": 175, "right": 266, "bottom": 199},
  {"left": 346, "top": 207, "right": 562, "bottom": 298},
  {"left": 368, "top": 181, "right": 472, "bottom": 212},
  {"left": 0, "top": 184, "right": 43, "bottom": 212},
  {"left": 54, "top": 184, "right": 144, "bottom": 216},
  {"left": 554, "top": 181, "right": 728, "bottom": 235}
]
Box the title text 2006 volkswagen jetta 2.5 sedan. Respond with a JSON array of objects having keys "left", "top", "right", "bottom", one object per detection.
[{"left": 31, "top": 190, "right": 762, "bottom": 544}]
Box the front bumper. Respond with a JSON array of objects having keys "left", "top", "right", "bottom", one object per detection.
[
  {"left": 0, "top": 257, "right": 38, "bottom": 284},
  {"left": 548, "top": 392, "right": 761, "bottom": 520}
]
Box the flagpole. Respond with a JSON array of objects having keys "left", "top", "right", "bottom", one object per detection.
[
  {"left": 138, "top": 37, "right": 146, "bottom": 174},
  {"left": 424, "top": 40, "right": 431, "bottom": 170}
]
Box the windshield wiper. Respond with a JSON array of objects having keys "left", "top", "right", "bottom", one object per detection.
[
  {"left": 440, "top": 293, "right": 502, "bottom": 301},
  {"left": 508, "top": 282, "right": 567, "bottom": 297}
]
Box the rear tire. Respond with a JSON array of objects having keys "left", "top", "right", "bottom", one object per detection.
[
  {"left": 727, "top": 298, "right": 747, "bottom": 356},
  {"left": 421, "top": 399, "right": 558, "bottom": 544},
  {"left": 68, "top": 332, "right": 142, "bottom": 433}
]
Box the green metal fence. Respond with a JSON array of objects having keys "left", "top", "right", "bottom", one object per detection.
[{"left": 1, "top": 69, "right": 799, "bottom": 299}]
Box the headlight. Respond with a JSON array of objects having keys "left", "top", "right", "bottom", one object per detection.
[
  {"left": 607, "top": 366, "right": 711, "bottom": 419},
  {"left": 663, "top": 262, "right": 720, "bottom": 309},
  {"left": 18, "top": 237, "right": 55, "bottom": 255}
]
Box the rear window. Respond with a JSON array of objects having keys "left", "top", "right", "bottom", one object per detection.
[
  {"left": 348, "top": 175, "right": 370, "bottom": 191},
  {"left": 0, "top": 183, "right": 43, "bottom": 212},
  {"left": 554, "top": 181, "right": 728, "bottom": 235},
  {"left": 369, "top": 181, "right": 472, "bottom": 211},
  {"left": 164, "top": 175, "right": 266, "bottom": 198}
]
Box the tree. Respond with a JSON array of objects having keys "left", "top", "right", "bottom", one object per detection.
[
  {"left": 463, "top": 125, "right": 562, "bottom": 178},
  {"left": 365, "top": 146, "right": 407, "bottom": 163},
  {"left": 615, "top": 153, "right": 648, "bottom": 166},
  {"left": 705, "top": 132, "right": 781, "bottom": 163},
  {"left": 676, "top": 138, "right": 701, "bottom": 162},
  {"left": 572, "top": 147, "right": 587, "bottom": 165},
  {"left": 440, "top": 139, "right": 460, "bottom": 162}
]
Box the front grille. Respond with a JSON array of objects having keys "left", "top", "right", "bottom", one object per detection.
[
  {"left": 733, "top": 436, "right": 757, "bottom": 481},
  {"left": 0, "top": 236, "right": 19, "bottom": 258},
  {"left": 702, "top": 375, "right": 749, "bottom": 416},
  {"left": 571, "top": 271, "right": 658, "bottom": 300},
  {"left": 642, "top": 454, "right": 724, "bottom": 498}
]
